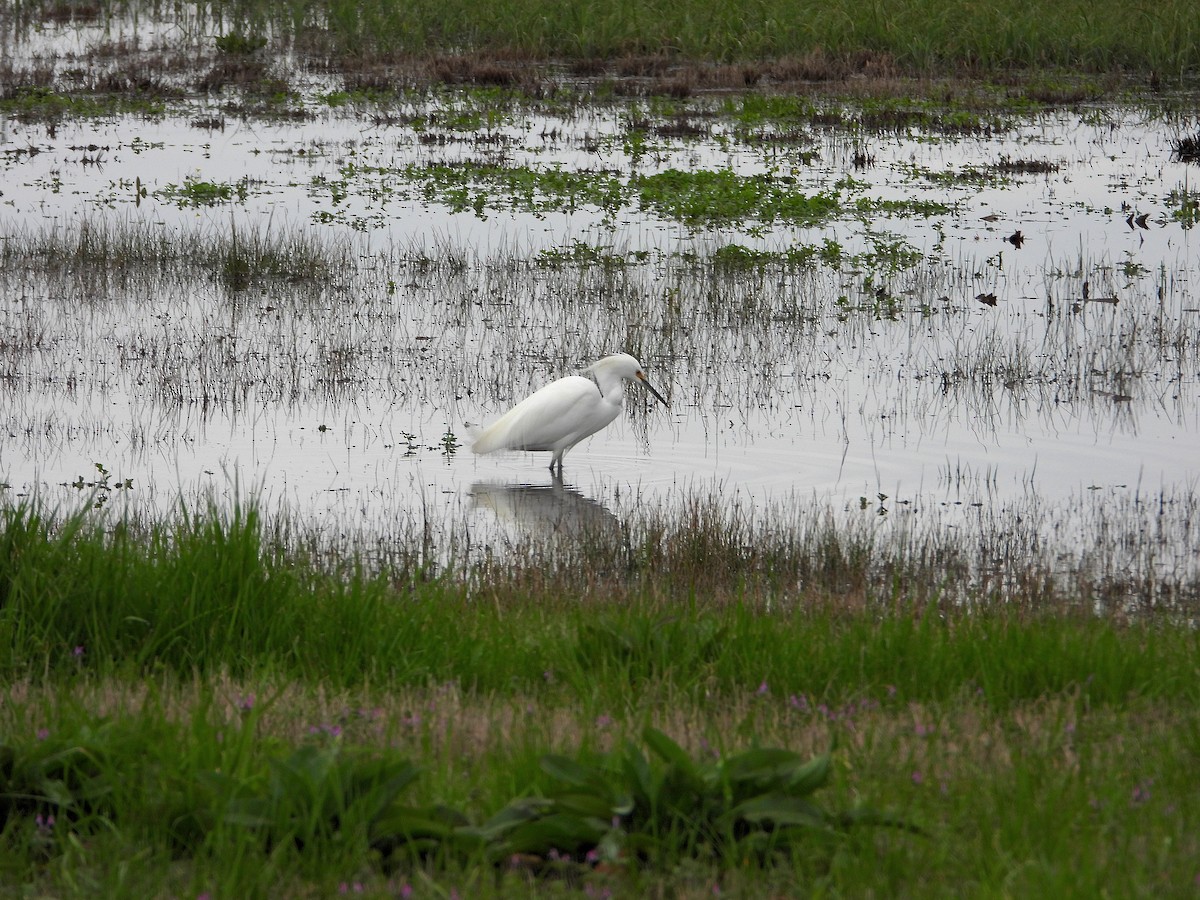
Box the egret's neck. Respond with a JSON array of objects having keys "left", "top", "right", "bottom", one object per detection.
[{"left": 589, "top": 370, "right": 626, "bottom": 403}]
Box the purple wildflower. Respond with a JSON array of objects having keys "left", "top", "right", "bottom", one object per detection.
[{"left": 1131, "top": 779, "right": 1153, "bottom": 806}]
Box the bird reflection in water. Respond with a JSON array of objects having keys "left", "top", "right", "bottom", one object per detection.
[{"left": 468, "top": 475, "right": 622, "bottom": 542}]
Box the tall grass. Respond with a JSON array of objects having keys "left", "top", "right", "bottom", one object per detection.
[
  {"left": 0, "top": 219, "right": 353, "bottom": 294},
  {"left": 187, "top": 0, "right": 1200, "bottom": 77},
  {"left": 1, "top": 498, "right": 1195, "bottom": 708},
  {"left": 4, "top": 0, "right": 1196, "bottom": 77},
  {"left": 1, "top": 496, "right": 1197, "bottom": 895}
]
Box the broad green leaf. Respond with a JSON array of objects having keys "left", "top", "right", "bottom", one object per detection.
[
  {"left": 786, "top": 753, "right": 832, "bottom": 795},
  {"left": 469, "top": 796, "right": 553, "bottom": 841},
  {"left": 548, "top": 790, "right": 619, "bottom": 820},
  {"left": 371, "top": 806, "right": 456, "bottom": 842},
  {"left": 724, "top": 749, "right": 832, "bottom": 802},
  {"left": 642, "top": 727, "right": 698, "bottom": 780},
  {"left": 727, "top": 794, "right": 830, "bottom": 829},
  {"left": 620, "top": 740, "right": 656, "bottom": 806},
  {"left": 540, "top": 754, "right": 597, "bottom": 787},
  {"left": 503, "top": 812, "right": 605, "bottom": 855}
]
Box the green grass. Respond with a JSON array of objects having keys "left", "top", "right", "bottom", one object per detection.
[
  {"left": 0, "top": 85, "right": 166, "bottom": 121},
  {"left": 0, "top": 219, "right": 351, "bottom": 293},
  {"left": 309, "top": 161, "right": 946, "bottom": 232},
  {"left": 0, "top": 498, "right": 1197, "bottom": 894},
  {"left": 156, "top": 175, "right": 253, "bottom": 208},
  {"left": 6, "top": 0, "right": 1198, "bottom": 93},
  {"left": 1, "top": 499, "right": 1195, "bottom": 705},
  {"left": 179, "top": 0, "right": 1200, "bottom": 78}
]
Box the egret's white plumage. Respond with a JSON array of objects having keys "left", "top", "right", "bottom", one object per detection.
[{"left": 472, "top": 353, "right": 667, "bottom": 473}]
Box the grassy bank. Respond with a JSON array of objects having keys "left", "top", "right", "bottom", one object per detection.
[
  {"left": 5, "top": 0, "right": 1200, "bottom": 84},
  {"left": 1, "top": 499, "right": 1197, "bottom": 896},
  {"left": 291, "top": 0, "right": 1200, "bottom": 76}
]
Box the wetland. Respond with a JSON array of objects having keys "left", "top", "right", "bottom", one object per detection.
[
  {"left": 3, "top": 12, "right": 1198, "bottom": 604},
  {"left": 1, "top": 1, "right": 1199, "bottom": 896}
]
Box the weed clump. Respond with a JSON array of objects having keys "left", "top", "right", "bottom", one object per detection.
[{"left": 1172, "top": 132, "right": 1200, "bottom": 163}]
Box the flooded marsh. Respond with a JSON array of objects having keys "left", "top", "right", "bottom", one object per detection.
[{"left": 1, "top": 9, "right": 1199, "bottom": 609}]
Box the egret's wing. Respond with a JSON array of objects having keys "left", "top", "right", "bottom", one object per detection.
[{"left": 472, "top": 376, "right": 604, "bottom": 454}]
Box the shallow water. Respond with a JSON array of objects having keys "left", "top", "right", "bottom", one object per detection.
[{"left": 1, "top": 26, "right": 1197, "bottom": 590}]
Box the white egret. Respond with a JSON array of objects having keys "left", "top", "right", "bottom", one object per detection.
[{"left": 472, "top": 353, "right": 668, "bottom": 474}]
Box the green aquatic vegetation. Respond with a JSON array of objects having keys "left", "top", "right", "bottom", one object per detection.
[
  {"left": 853, "top": 196, "right": 954, "bottom": 218},
  {"left": 710, "top": 240, "right": 845, "bottom": 271},
  {"left": 423, "top": 107, "right": 486, "bottom": 131},
  {"left": 903, "top": 155, "right": 1059, "bottom": 188},
  {"left": 318, "top": 87, "right": 403, "bottom": 107},
  {"left": 721, "top": 93, "right": 831, "bottom": 128},
  {"left": 214, "top": 30, "right": 268, "bottom": 55},
  {"left": 854, "top": 236, "right": 927, "bottom": 273},
  {"left": 0, "top": 86, "right": 165, "bottom": 122},
  {"left": 322, "top": 161, "right": 945, "bottom": 231},
  {"left": 157, "top": 175, "right": 255, "bottom": 208},
  {"left": 405, "top": 86, "right": 528, "bottom": 131},
  {"left": 535, "top": 241, "right": 641, "bottom": 267},
  {"left": 633, "top": 168, "right": 840, "bottom": 226},
  {"left": 1167, "top": 184, "right": 1200, "bottom": 228},
  {"left": 0, "top": 219, "right": 344, "bottom": 291},
  {"left": 320, "top": 148, "right": 956, "bottom": 234},
  {"left": 856, "top": 97, "right": 1008, "bottom": 135},
  {"left": 420, "top": 163, "right": 626, "bottom": 216},
  {"left": 1016, "top": 74, "right": 1112, "bottom": 104},
  {"left": 904, "top": 163, "right": 999, "bottom": 187}
]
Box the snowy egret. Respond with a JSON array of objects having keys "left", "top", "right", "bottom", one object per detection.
[{"left": 472, "top": 353, "right": 667, "bottom": 474}]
